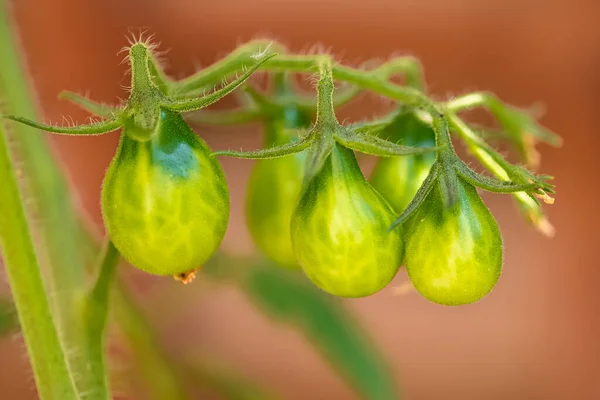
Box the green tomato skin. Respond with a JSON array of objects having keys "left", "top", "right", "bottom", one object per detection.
[
  {"left": 370, "top": 112, "right": 436, "bottom": 213},
  {"left": 291, "top": 144, "right": 403, "bottom": 297},
  {"left": 101, "top": 109, "right": 229, "bottom": 276},
  {"left": 246, "top": 152, "right": 305, "bottom": 267},
  {"left": 245, "top": 107, "right": 311, "bottom": 268},
  {"left": 371, "top": 153, "right": 434, "bottom": 213},
  {"left": 404, "top": 180, "right": 502, "bottom": 306}
]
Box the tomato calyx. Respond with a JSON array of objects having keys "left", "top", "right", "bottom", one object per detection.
[
  {"left": 390, "top": 152, "right": 554, "bottom": 230},
  {"left": 5, "top": 42, "right": 275, "bottom": 140},
  {"left": 385, "top": 99, "right": 555, "bottom": 231}
]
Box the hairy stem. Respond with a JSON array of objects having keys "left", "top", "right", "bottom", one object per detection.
[
  {"left": 315, "top": 57, "right": 337, "bottom": 126},
  {"left": 0, "top": 3, "right": 114, "bottom": 397},
  {"left": 174, "top": 39, "right": 285, "bottom": 94},
  {"left": 0, "top": 120, "right": 78, "bottom": 400},
  {"left": 80, "top": 239, "right": 120, "bottom": 400}
]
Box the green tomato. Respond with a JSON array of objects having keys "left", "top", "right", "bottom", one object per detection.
[
  {"left": 102, "top": 109, "right": 229, "bottom": 276},
  {"left": 404, "top": 179, "right": 502, "bottom": 305},
  {"left": 246, "top": 106, "right": 311, "bottom": 268},
  {"left": 291, "top": 144, "right": 403, "bottom": 297},
  {"left": 370, "top": 112, "right": 436, "bottom": 213}
]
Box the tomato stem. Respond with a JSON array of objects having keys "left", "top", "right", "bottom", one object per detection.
[
  {"left": 315, "top": 56, "right": 338, "bottom": 129},
  {"left": 80, "top": 238, "right": 120, "bottom": 400},
  {"left": 130, "top": 43, "right": 158, "bottom": 93}
]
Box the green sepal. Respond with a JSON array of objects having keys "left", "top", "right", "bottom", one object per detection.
[
  {"left": 389, "top": 164, "right": 439, "bottom": 231},
  {"left": 163, "top": 53, "right": 277, "bottom": 113},
  {"left": 3, "top": 115, "right": 122, "bottom": 135},
  {"left": 486, "top": 147, "right": 555, "bottom": 195},
  {"left": 302, "top": 131, "right": 335, "bottom": 188},
  {"left": 334, "top": 126, "right": 438, "bottom": 157},
  {"left": 465, "top": 138, "right": 555, "bottom": 196},
  {"left": 505, "top": 164, "right": 555, "bottom": 195},
  {"left": 58, "top": 91, "right": 120, "bottom": 118},
  {"left": 437, "top": 162, "right": 461, "bottom": 208},
  {"left": 454, "top": 161, "right": 537, "bottom": 193},
  {"left": 213, "top": 131, "right": 313, "bottom": 159}
]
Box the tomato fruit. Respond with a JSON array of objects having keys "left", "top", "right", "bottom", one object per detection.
[
  {"left": 404, "top": 178, "right": 502, "bottom": 305},
  {"left": 246, "top": 106, "right": 311, "bottom": 267},
  {"left": 370, "top": 112, "right": 436, "bottom": 213},
  {"left": 102, "top": 109, "right": 229, "bottom": 276},
  {"left": 291, "top": 143, "right": 403, "bottom": 297}
]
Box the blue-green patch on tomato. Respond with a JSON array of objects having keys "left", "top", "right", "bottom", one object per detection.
[{"left": 102, "top": 109, "right": 229, "bottom": 276}]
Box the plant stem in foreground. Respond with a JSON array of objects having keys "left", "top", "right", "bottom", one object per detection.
[{"left": 0, "top": 122, "right": 77, "bottom": 400}]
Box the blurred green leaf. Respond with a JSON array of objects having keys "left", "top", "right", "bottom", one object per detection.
[
  {"left": 205, "top": 258, "right": 399, "bottom": 400},
  {"left": 112, "top": 279, "right": 281, "bottom": 400},
  {"left": 184, "top": 357, "right": 282, "bottom": 400},
  {"left": 112, "top": 283, "right": 189, "bottom": 400}
]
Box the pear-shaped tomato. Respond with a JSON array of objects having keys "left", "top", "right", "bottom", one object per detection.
[
  {"left": 246, "top": 106, "right": 311, "bottom": 268},
  {"left": 291, "top": 144, "right": 403, "bottom": 297},
  {"left": 404, "top": 179, "right": 502, "bottom": 305},
  {"left": 370, "top": 112, "right": 436, "bottom": 213},
  {"left": 101, "top": 109, "right": 229, "bottom": 276}
]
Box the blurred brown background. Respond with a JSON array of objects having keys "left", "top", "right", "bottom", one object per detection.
[{"left": 1, "top": 0, "right": 599, "bottom": 399}]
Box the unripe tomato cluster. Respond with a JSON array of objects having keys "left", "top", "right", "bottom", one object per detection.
[
  {"left": 9, "top": 41, "right": 551, "bottom": 307},
  {"left": 98, "top": 102, "right": 504, "bottom": 305}
]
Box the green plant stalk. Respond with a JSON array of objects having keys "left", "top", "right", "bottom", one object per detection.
[
  {"left": 0, "top": 1, "right": 86, "bottom": 309},
  {"left": 172, "top": 39, "right": 424, "bottom": 95},
  {"left": 80, "top": 239, "right": 120, "bottom": 400},
  {"left": 0, "top": 3, "right": 111, "bottom": 397},
  {"left": 0, "top": 122, "right": 77, "bottom": 399},
  {"left": 179, "top": 53, "right": 425, "bottom": 106},
  {"left": 172, "top": 39, "right": 286, "bottom": 94}
]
